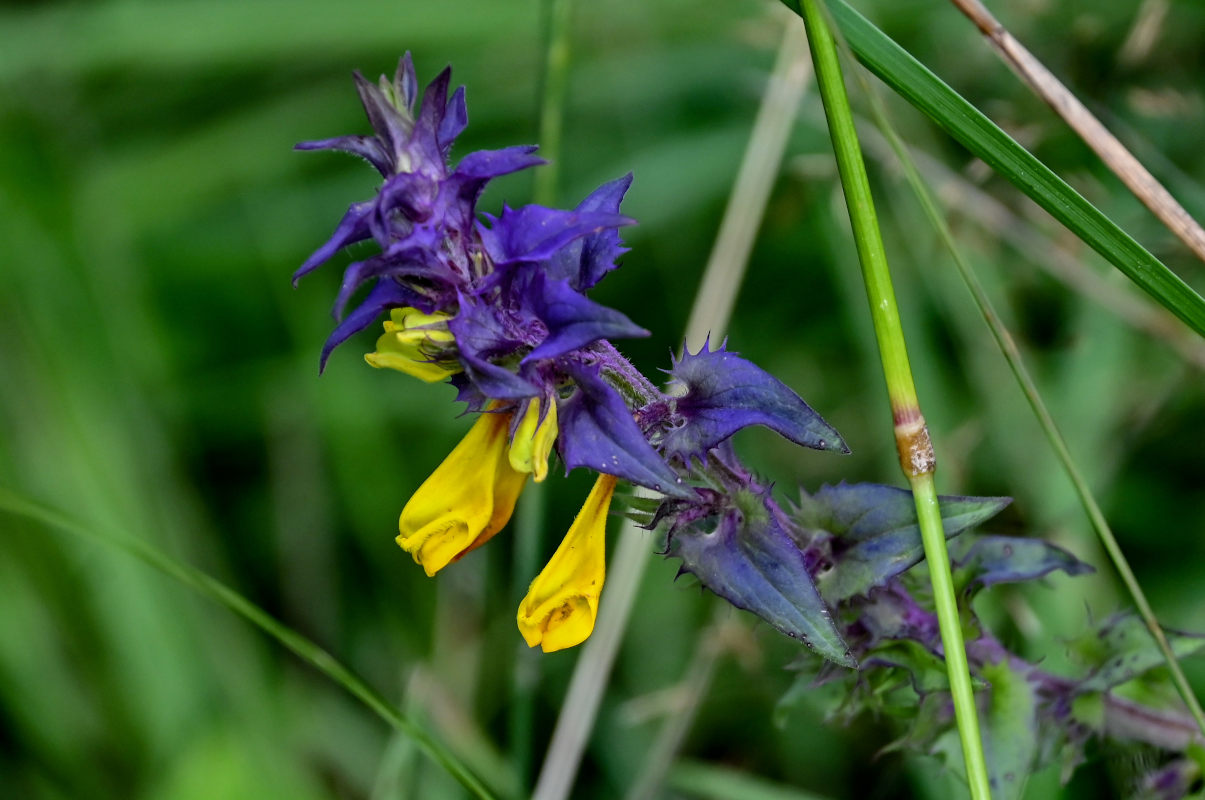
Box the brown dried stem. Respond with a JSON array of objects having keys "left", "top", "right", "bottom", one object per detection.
[{"left": 948, "top": 0, "right": 1205, "bottom": 267}]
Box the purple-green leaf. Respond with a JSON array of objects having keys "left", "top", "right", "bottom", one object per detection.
[
  {"left": 669, "top": 494, "right": 854, "bottom": 667},
  {"left": 952, "top": 536, "right": 1093, "bottom": 599},
  {"left": 798, "top": 482, "right": 1010, "bottom": 604},
  {"left": 980, "top": 659, "right": 1039, "bottom": 800},
  {"left": 1077, "top": 614, "right": 1205, "bottom": 693},
  {"left": 557, "top": 365, "right": 692, "bottom": 499}
]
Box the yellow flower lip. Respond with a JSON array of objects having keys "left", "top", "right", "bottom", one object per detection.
[
  {"left": 517, "top": 473, "right": 618, "bottom": 653},
  {"left": 396, "top": 410, "right": 528, "bottom": 575},
  {"left": 395, "top": 397, "right": 559, "bottom": 581},
  {"left": 365, "top": 307, "right": 460, "bottom": 383}
]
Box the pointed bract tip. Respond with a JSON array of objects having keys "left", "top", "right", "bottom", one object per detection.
[{"left": 397, "top": 52, "right": 418, "bottom": 109}]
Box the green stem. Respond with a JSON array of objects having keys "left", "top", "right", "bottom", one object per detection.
[
  {"left": 854, "top": 64, "right": 1205, "bottom": 737},
  {"left": 911, "top": 473, "right": 989, "bottom": 788},
  {"left": 533, "top": 0, "right": 573, "bottom": 206},
  {"left": 795, "top": 2, "right": 991, "bottom": 797}
]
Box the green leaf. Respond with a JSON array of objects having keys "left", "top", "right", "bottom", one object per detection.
[
  {"left": 800, "top": 0, "right": 1205, "bottom": 339},
  {"left": 797, "top": 482, "right": 1010, "bottom": 603},
  {"left": 878, "top": 692, "right": 949, "bottom": 757},
  {"left": 1078, "top": 613, "right": 1205, "bottom": 693},
  {"left": 980, "top": 659, "right": 1037, "bottom": 800},
  {"left": 853, "top": 588, "right": 989, "bottom": 696},
  {"left": 865, "top": 640, "right": 954, "bottom": 694}
]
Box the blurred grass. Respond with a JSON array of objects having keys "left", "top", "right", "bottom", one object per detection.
[
  {"left": 2, "top": 0, "right": 1204, "bottom": 798},
  {"left": 0, "top": 489, "right": 499, "bottom": 798}
]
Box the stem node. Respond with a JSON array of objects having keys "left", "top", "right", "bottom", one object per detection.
[
  {"left": 895, "top": 416, "right": 936, "bottom": 476},
  {"left": 796, "top": 0, "right": 992, "bottom": 794}
]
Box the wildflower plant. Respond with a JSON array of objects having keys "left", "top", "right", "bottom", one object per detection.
[
  {"left": 7, "top": 2, "right": 1205, "bottom": 800},
  {"left": 296, "top": 54, "right": 1205, "bottom": 796},
  {"left": 295, "top": 55, "right": 858, "bottom": 656}
]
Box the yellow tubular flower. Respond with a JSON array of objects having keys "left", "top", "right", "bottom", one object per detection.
[
  {"left": 365, "top": 307, "right": 460, "bottom": 382},
  {"left": 398, "top": 411, "right": 528, "bottom": 576},
  {"left": 517, "top": 473, "right": 618, "bottom": 653},
  {"left": 507, "top": 399, "right": 558, "bottom": 483}
]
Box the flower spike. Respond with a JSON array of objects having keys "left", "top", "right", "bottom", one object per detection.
[{"left": 297, "top": 56, "right": 850, "bottom": 658}]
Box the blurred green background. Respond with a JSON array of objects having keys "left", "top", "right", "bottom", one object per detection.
[{"left": 2, "top": 0, "right": 1204, "bottom": 797}]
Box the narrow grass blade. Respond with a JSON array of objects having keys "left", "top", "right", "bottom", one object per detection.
[
  {"left": 788, "top": 0, "right": 1205, "bottom": 340},
  {"left": 947, "top": 0, "right": 1205, "bottom": 267},
  {"left": 682, "top": 20, "right": 814, "bottom": 352},
  {"left": 852, "top": 60, "right": 1205, "bottom": 736},
  {"left": 623, "top": 613, "right": 736, "bottom": 800},
  {"left": 0, "top": 489, "right": 499, "bottom": 800},
  {"left": 846, "top": 119, "right": 1205, "bottom": 371}
]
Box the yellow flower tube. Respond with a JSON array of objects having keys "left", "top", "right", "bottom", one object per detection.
[
  {"left": 398, "top": 411, "right": 528, "bottom": 576},
  {"left": 507, "top": 398, "right": 558, "bottom": 483},
  {"left": 517, "top": 473, "right": 618, "bottom": 653}
]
